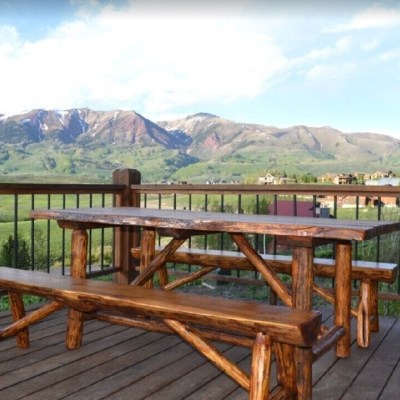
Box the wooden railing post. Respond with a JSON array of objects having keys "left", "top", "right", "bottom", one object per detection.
[{"left": 112, "top": 168, "right": 141, "bottom": 284}]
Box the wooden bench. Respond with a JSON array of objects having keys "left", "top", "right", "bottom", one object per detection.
[
  {"left": 131, "top": 246, "right": 398, "bottom": 348},
  {"left": 0, "top": 267, "right": 334, "bottom": 399}
]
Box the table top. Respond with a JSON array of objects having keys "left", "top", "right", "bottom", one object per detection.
[{"left": 30, "top": 206, "right": 400, "bottom": 241}]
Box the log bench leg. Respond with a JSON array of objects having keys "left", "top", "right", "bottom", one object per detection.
[
  {"left": 369, "top": 281, "right": 380, "bottom": 333},
  {"left": 274, "top": 343, "right": 297, "bottom": 397},
  {"left": 295, "top": 348, "right": 313, "bottom": 400},
  {"left": 66, "top": 309, "right": 84, "bottom": 349},
  {"left": 0, "top": 297, "right": 64, "bottom": 349},
  {"left": 274, "top": 342, "right": 313, "bottom": 399},
  {"left": 8, "top": 291, "right": 29, "bottom": 349},
  {"left": 249, "top": 333, "right": 272, "bottom": 400},
  {"left": 357, "top": 279, "right": 372, "bottom": 348}
]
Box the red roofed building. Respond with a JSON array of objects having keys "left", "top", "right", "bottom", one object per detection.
[{"left": 269, "top": 200, "right": 317, "bottom": 217}]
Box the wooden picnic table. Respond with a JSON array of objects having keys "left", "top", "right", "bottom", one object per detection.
[
  {"left": 31, "top": 207, "right": 400, "bottom": 357},
  {"left": 30, "top": 206, "right": 400, "bottom": 359},
  {"left": 28, "top": 207, "right": 400, "bottom": 399}
]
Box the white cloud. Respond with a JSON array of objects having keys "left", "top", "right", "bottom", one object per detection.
[
  {"left": 304, "top": 63, "right": 355, "bottom": 83},
  {"left": 0, "top": 25, "right": 19, "bottom": 56},
  {"left": 331, "top": 4, "right": 400, "bottom": 31},
  {"left": 362, "top": 38, "right": 380, "bottom": 51},
  {"left": 0, "top": 3, "right": 289, "bottom": 118},
  {"left": 378, "top": 49, "right": 400, "bottom": 62},
  {"left": 298, "top": 37, "right": 353, "bottom": 63}
]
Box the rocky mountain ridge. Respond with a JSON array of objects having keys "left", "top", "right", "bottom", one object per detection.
[
  {"left": 0, "top": 108, "right": 191, "bottom": 148},
  {"left": 0, "top": 108, "right": 399, "bottom": 182},
  {"left": 159, "top": 112, "right": 400, "bottom": 164}
]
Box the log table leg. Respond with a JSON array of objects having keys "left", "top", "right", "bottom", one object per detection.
[
  {"left": 133, "top": 233, "right": 187, "bottom": 288},
  {"left": 291, "top": 244, "right": 314, "bottom": 400},
  {"left": 66, "top": 228, "right": 88, "bottom": 350},
  {"left": 139, "top": 228, "right": 157, "bottom": 288},
  {"left": 292, "top": 246, "right": 314, "bottom": 311},
  {"left": 335, "top": 241, "right": 352, "bottom": 358}
]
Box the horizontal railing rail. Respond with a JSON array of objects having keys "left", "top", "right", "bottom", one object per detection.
[
  {"left": 131, "top": 183, "right": 400, "bottom": 197},
  {"left": 0, "top": 183, "right": 125, "bottom": 195}
]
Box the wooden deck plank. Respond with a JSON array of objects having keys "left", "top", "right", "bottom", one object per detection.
[
  {"left": 100, "top": 344, "right": 232, "bottom": 399},
  {"left": 119, "top": 345, "right": 248, "bottom": 400},
  {"left": 62, "top": 339, "right": 198, "bottom": 400},
  {"left": 312, "top": 315, "right": 398, "bottom": 400},
  {"left": 183, "top": 351, "right": 251, "bottom": 400},
  {"left": 341, "top": 318, "right": 400, "bottom": 399},
  {"left": 24, "top": 334, "right": 183, "bottom": 400},
  {"left": 0, "top": 314, "right": 126, "bottom": 359},
  {"left": 346, "top": 318, "right": 400, "bottom": 400},
  {"left": 379, "top": 346, "right": 400, "bottom": 400},
  {"left": 1, "top": 306, "right": 399, "bottom": 399},
  {"left": 0, "top": 317, "right": 117, "bottom": 376},
  {"left": 0, "top": 324, "right": 137, "bottom": 398}
]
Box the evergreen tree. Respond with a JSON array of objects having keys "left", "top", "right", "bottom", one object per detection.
[{"left": 0, "top": 235, "right": 31, "bottom": 269}]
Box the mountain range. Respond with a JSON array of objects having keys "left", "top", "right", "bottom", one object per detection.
[{"left": 1, "top": 108, "right": 399, "bottom": 183}]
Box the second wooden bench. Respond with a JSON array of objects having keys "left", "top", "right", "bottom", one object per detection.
[{"left": 131, "top": 246, "right": 398, "bottom": 348}]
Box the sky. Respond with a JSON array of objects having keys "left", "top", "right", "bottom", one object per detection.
[{"left": 0, "top": 0, "right": 399, "bottom": 138}]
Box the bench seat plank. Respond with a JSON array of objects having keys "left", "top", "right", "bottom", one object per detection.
[
  {"left": 0, "top": 267, "right": 321, "bottom": 348},
  {"left": 134, "top": 247, "right": 398, "bottom": 283}
]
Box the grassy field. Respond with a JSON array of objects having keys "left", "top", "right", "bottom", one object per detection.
[
  {"left": 0, "top": 193, "right": 115, "bottom": 270},
  {"left": 0, "top": 193, "right": 114, "bottom": 222}
]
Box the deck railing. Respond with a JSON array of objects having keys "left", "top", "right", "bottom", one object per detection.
[
  {"left": 0, "top": 180, "right": 126, "bottom": 277},
  {"left": 0, "top": 168, "right": 399, "bottom": 306}
]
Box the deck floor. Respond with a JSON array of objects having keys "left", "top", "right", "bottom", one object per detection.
[{"left": 1, "top": 306, "right": 399, "bottom": 400}]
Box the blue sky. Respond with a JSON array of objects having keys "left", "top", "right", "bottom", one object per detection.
[{"left": 0, "top": 0, "right": 399, "bottom": 138}]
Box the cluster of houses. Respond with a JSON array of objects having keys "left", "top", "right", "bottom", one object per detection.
[
  {"left": 319, "top": 170, "right": 399, "bottom": 186},
  {"left": 258, "top": 170, "right": 399, "bottom": 186},
  {"left": 257, "top": 174, "right": 297, "bottom": 185},
  {"left": 259, "top": 170, "right": 400, "bottom": 210}
]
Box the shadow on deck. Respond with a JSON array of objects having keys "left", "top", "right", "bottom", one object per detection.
[{"left": 1, "top": 306, "right": 399, "bottom": 400}]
